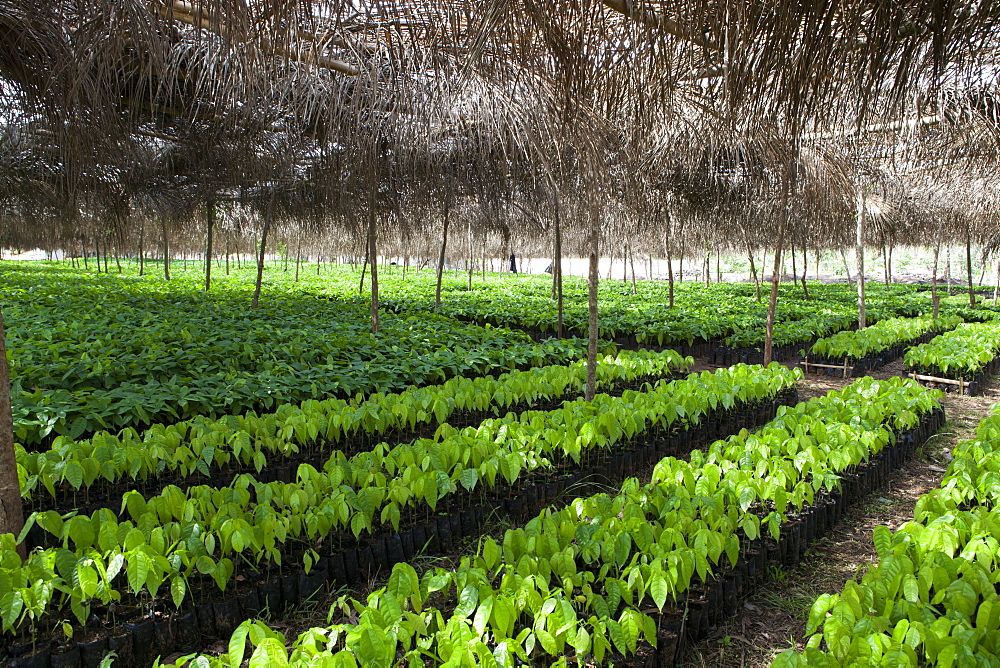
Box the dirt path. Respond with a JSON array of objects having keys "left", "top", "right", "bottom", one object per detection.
[{"left": 678, "top": 362, "right": 1000, "bottom": 667}]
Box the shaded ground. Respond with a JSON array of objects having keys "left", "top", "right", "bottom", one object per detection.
[{"left": 678, "top": 358, "right": 1000, "bottom": 667}]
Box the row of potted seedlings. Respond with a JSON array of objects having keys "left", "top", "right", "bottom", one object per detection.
[
  {"left": 904, "top": 321, "right": 1000, "bottom": 395},
  {"left": 3, "top": 364, "right": 800, "bottom": 667},
  {"left": 805, "top": 315, "right": 963, "bottom": 378},
  {"left": 158, "top": 377, "right": 943, "bottom": 667},
  {"left": 18, "top": 349, "right": 693, "bottom": 514},
  {"left": 775, "top": 405, "right": 1000, "bottom": 666}
]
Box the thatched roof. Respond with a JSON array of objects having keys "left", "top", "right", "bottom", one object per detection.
[{"left": 0, "top": 1, "right": 999, "bottom": 257}]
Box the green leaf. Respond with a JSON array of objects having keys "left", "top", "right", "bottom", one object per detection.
[
  {"left": 482, "top": 537, "right": 500, "bottom": 572},
  {"left": 126, "top": 552, "right": 151, "bottom": 595},
  {"left": 0, "top": 591, "right": 24, "bottom": 631},
  {"left": 65, "top": 460, "right": 85, "bottom": 490},
  {"left": 459, "top": 468, "right": 478, "bottom": 492},
  {"left": 228, "top": 621, "right": 251, "bottom": 667},
  {"left": 649, "top": 571, "right": 668, "bottom": 611},
  {"left": 902, "top": 574, "right": 918, "bottom": 604},
  {"left": 171, "top": 577, "right": 187, "bottom": 609},
  {"left": 607, "top": 619, "right": 628, "bottom": 655},
  {"left": 249, "top": 638, "right": 289, "bottom": 668}
]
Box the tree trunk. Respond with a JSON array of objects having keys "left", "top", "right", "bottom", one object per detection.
[
  {"left": 252, "top": 200, "right": 272, "bottom": 309},
  {"left": 839, "top": 248, "right": 852, "bottom": 283},
  {"left": 95, "top": 238, "right": 102, "bottom": 273},
  {"left": 138, "top": 221, "right": 145, "bottom": 276},
  {"left": 205, "top": 199, "right": 215, "bottom": 291},
  {"left": 666, "top": 244, "right": 675, "bottom": 308},
  {"left": 359, "top": 253, "right": 368, "bottom": 295},
  {"left": 368, "top": 176, "right": 380, "bottom": 334},
  {"left": 161, "top": 220, "right": 171, "bottom": 280},
  {"left": 663, "top": 209, "right": 674, "bottom": 308},
  {"left": 554, "top": 198, "right": 564, "bottom": 337},
  {"left": 764, "top": 165, "right": 794, "bottom": 366},
  {"left": 115, "top": 246, "right": 122, "bottom": 274},
  {"left": 932, "top": 243, "right": 940, "bottom": 319},
  {"left": 888, "top": 245, "right": 894, "bottom": 284},
  {"left": 295, "top": 235, "right": 302, "bottom": 282},
  {"left": 967, "top": 227, "right": 976, "bottom": 308},
  {"left": 747, "top": 245, "right": 761, "bottom": 303},
  {"left": 678, "top": 221, "right": 685, "bottom": 284},
  {"left": 225, "top": 239, "right": 230, "bottom": 276},
  {"left": 467, "top": 220, "right": 474, "bottom": 291},
  {"left": 994, "top": 259, "right": 999, "bottom": 306},
  {"left": 856, "top": 188, "right": 866, "bottom": 328},
  {"left": 482, "top": 235, "right": 488, "bottom": 281},
  {"left": 945, "top": 246, "right": 952, "bottom": 294},
  {"left": 0, "top": 309, "right": 23, "bottom": 556},
  {"left": 629, "top": 250, "right": 637, "bottom": 295},
  {"left": 435, "top": 203, "right": 450, "bottom": 310},
  {"left": 800, "top": 237, "right": 809, "bottom": 299},
  {"left": 790, "top": 243, "right": 797, "bottom": 289},
  {"left": 585, "top": 213, "right": 600, "bottom": 401},
  {"left": 703, "top": 251, "right": 709, "bottom": 286}
]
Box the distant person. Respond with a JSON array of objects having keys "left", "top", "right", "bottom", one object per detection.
[{"left": 510, "top": 253, "right": 517, "bottom": 273}]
